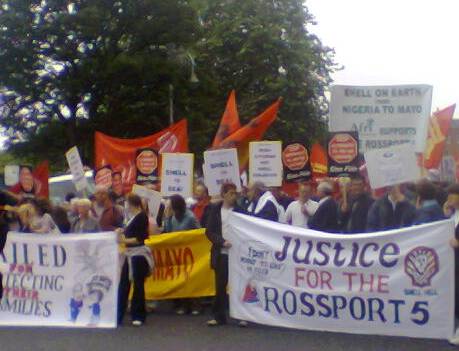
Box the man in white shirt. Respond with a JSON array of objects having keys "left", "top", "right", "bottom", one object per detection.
[{"left": 285, "top": 183, "right": 318, "bottom": 228}]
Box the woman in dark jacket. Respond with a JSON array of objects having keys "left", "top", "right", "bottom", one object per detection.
[{"left": 117, "top": 194, "right": 153, "bottom": 326}]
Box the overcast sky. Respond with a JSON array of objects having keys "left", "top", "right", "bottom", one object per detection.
[{"left": 306, "top": 0, "right": 458, "bottom": 117}]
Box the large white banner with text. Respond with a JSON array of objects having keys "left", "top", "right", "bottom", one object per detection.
[
  {"left": 0, "top": 232, "right": 119, "bottom": 328},
  {"left": 228, "top": 214, "right": 454, "bottom": 339},
  {"left": 329, "top": 85, "right": 433, "bottom": 153}
]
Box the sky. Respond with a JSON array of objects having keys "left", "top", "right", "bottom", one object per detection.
[{"left": 306, "top": 0, "right": 459, "bottom": 117}]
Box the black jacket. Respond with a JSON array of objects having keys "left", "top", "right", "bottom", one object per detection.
[
  {"left": 125, "top": 211, "right": 149, "bottom": 247},
  {"left": 366, "top": 196, "right": 416, "bottom": 232},
  {"left": 308, "top": 197, "right": 339, "bottom": 233},
  {"left": 205, "top": 202, "right": 246, "bottom": 270},
  {"left": 247, "top": 195, "right": 279, "bottom": 222},
  {"left": 339, "top": 193, "right": 374, "bottom": 233}
]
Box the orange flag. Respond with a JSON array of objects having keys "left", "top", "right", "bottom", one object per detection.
[
  {"left": 423, "top": 104, "right": 456, "bottom": 169},
  {"left": 212, "top": 90, "right": 241, "bottom": 148},
  {"left": 218, "top": 99, "right": 282, "bottom": 170},
  {"left": 310, "top": 143, "right": 328, "bottom": 180}
]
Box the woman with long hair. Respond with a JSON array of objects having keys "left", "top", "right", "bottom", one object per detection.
[{"left": 117, "top": 193, "right": 154, "bottom": 326}]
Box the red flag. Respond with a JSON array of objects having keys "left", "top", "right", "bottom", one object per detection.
[
  {"left": 423, "top": 104, "right": 456, "bottom": 169},
  {"left": 212, "top": 90, "right": 241, "bottom": 148},
  {"left": 95, "top": 119, "right": 188, "bottom": 193},
  {"left": 218, "top": 99, "right": 281, "bottom": 170}
]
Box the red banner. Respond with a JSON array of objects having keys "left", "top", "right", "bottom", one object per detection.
[{"left": 94, "top": 120, "right": 188, "bottom": 193}]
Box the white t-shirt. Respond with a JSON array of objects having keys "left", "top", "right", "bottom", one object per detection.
[
  {"left": 221, "top": 206, "right": 233, "bottom": 254},
  {"left": 285, "top": 200, "right": 319, "bottom": 228}
]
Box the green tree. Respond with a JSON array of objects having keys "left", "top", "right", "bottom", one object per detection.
[
  {"left": 194, "top": 0, "right": 337, "bottom": 144},
  {"left": 0, "top": 0, "right": 201, "bottom": 169},
  {"left": 0, "top": 0, "right": 336, "bottom": 172}
]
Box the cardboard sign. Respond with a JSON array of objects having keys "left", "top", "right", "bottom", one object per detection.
[
  {"left": 94, "top": 165, "right": 113, "bottom": 189},
  {"left": 327, "top": 132, "right": 359, "bottom": 177},
  {"left": 203, "top": 148, "right": 241, "bottom": 196},
  {"left": 66, "top": 146, "right": 89, "bottom": 192},
  {"left": 364, "top": 144, "right": 420, "bottom": 189},
  {"left": 132, "top": 184, "right": 162, "bottom": 219},
  {"left": 160, "top": 153, "right": 194, "bottom": 198},
  {"left": 329, "top": 85, "right": 433, "bottom": 153},
  {"left": 282, "top": 142, "right": 311, "bottom": 182},
  {"left": 249, "top": 141, "right": 283, "bottom": 187},
  {"left": 4, "top": 165, "right": 19, "bottom": 187}
]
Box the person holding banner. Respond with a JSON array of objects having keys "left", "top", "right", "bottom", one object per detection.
[
  {"left": 246, "top": 182, "right": 279, "bottom": 222},
  {"left": 117, "top": 194, "right": 153, "bottom": 327},
  {"left": 308, "top": 181, "right": 339, "bottom": 233},
  {"left": 366, "top": 185, "right": 416, "bottom": 232},
  {"left": 205, "top": 183, "right": 247, "bottom": 327}
]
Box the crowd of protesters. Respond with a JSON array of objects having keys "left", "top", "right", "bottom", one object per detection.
[{"left": 0, "top": 173, "right": 458, "bottom": 336}]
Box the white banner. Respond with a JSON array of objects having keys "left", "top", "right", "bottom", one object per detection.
[
  {"left": 65, "top": 146, "right": 88, "bottom": 192},
  {"left": 249, "top": 141, "right": 283, "bottom": 187},
  {"left": 228, "top": 214, "right": 454, "bottom": 339},
  {"left": 203, "top": 148, "right": 241, "bottom": 196},
  {"left": 364, "top": 144, "right": 421, "bottom": 189},
  {"left": 0, "top": 232, "right": 119, "bottom": 328},
  {"left": 161, "top": 153, "right": 194, "bottom": 198},
  {"left": 329, "top": 85, "right": 433, "bottom": 153}
]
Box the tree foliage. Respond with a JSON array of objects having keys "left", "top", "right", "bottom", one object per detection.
[{"left": 0, "top": 0, "right": 336, "bottom": 172}]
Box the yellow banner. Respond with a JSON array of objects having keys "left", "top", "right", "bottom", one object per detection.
[{"left": 144, "top": 229, "right": 215, "bottom": 300}]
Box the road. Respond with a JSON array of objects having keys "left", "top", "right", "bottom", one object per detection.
[{"left": 0, "top": 310, "right": 456, "bottom": 351}]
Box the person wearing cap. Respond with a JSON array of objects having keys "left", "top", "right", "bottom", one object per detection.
[
  {"left": 366, "top": 185, "right": 416, "bottom": 232},
  {"left": 308, "top": 181, "right": 339, "bottom": 233}
]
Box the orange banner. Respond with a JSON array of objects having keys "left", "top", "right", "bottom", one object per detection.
[
  {"left": 217, "top": 99, "right": 281, "bottom": 170},
  {"left": 94, "top": 120, "right": 188, "bottom": 193},
  {"left": 212, "top": 90, "right": 241, "bottom": 148},
  {"left": 423, "top": 104, "right": 456, "bottom": 169}
]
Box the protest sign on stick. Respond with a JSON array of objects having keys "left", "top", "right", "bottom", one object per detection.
[
  {"left": 249, "top": 141, "right": 283, "bottom": 187},
  {"left": 161, "top": 153, "right": 194, "bottom": 198}
]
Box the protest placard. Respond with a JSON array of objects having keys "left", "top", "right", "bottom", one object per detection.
[
  {"left": 327, "top": 132, "right": 359, "bottom": 177},
  {"left": 132, "top": 184, "right": 162, "bottom": 219},
  {"left": 203, "top": 148, "right": 241, "bottom": 196},
  {"left": 160, "top": 153, "right": 194, "bottom": 198},
  {"left": 66, "top": 146, "right": 88, "bottom": 192},
  {"left": 282, "top": 142, "right": 311, "bottom": 182},
  {"left": 364, "top": 144, "right": 420, "bottom": 189},
  {"left": 249, "top": 141, "right": 283, "bottom": 187},
  {"left": 4, "top": 165, "right": 19, "bottom": 186},
  {"left": 329, "top": 85, "right": 433, "bottom": 153}
]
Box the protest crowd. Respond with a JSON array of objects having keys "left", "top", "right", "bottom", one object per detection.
[
  {"left": 0, "top": 171, "right": 458, "bottom": 331},
  {"left": 0, "top": 89, "right": 456, "bottom": 344}
]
